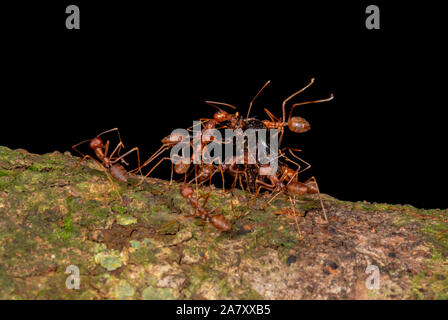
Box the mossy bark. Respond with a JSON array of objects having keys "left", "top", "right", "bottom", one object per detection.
[{"left": 0, "top": 146, "right": 447, "bottom": 299}]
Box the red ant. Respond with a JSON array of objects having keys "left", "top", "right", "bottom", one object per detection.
[
  {"left": 131, "top": 131, "right": 191, "bottom": 185},
  {"left": 160, "top": 184, "right": 231, "bottom": 260},
  {"left": 261, "top": 78, "right": 334, "bottom": 146},
  {"left": 204, "top": 80, "right": 271, "bottom": 130},
  {"left": 72, "top": 128, "right": 143, "bottom": 203},
  {"left": 250, "top": 148, "right": 328, "bottom": 222},
  {"left": 134, "top": 81, "right": 270, "bottom": 187}
]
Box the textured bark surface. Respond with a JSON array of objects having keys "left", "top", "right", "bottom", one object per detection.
[{"left": 0, "top": 146, "right": 447, "bottom": 299}]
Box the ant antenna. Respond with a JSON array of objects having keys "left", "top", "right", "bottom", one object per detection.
[
  {"left": 72, "top": 139, "right": 92, "bottom": 155},
  {"left": 97, "top": 128, "right": 124, "bottom": 148},
  {"left": 282, "top": 78, "right": 315, "bottom": 123},
  {"left": 97, "top": 128, "right": 119, "bottom": 138},
  {"left": 246, "top": 80, "right": 271, "bottom": 119},
  {"left": 205, "top": 101, "right": 237, "bottom": 111}
]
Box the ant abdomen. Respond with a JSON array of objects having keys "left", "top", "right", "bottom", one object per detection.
[
  {"left": 288, "top": 117, "right": 311, "bottom": 133},
  {"left": 304, "top": 181, "right": 319, "bottom": 194},
  {"left": 211, "top": 214, "right": 231, "bottom": 231},
  {"left": 175, "top": 162, "right": 190, "bottom": 175},
  {"left": 287, "top": 181, "right": 309, "bottom": 196},
  {"left": 110, "top": 164, "right": 128, "bottom": 183}
]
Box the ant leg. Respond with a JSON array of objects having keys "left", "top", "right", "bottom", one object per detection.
[
  {"left": 246, "top": 177, "right": 276, "bottom": 209},
  {"left": 288, "top": 94, "right": 334, "bottom": 122},
  {"left": 204, "top": 218, "right": 210, "bottom": 261},
  {"left": 177, "top": 167, "right": 195, "bottom": 183},
  {"left": 72, "top": 154, "right": 93, "bottom": 172},
  {"left": 281, "top": 158, "right": 302, "bottom": 183},
  {"left": 262, "top": 190, "right": 283, "bottom": 209},
  {"left": 219, "top": 166, "right": 226, "bottom": 194},
  {"left": 137, "top": 157, "right": 172, "bottom": 186},
  {"left": 264, "top": 108, "right": 281, "bottom": 123},
  {"left": 193, "top": 165, "right": 200, "bottom": 215},
  {"left": 159, "top": 214, "right": 194, "bottom": 232},
  {"left": 249, "top": 179, "right": 277, "bottom": 209},
  {"left": 248, "top": 185, "right": 262, "bottom": 209},
  {"left": 202, "top": 192, "right": 211, "bottom": 207},
  {"left": 288, "top": 195, "right": 303, "bottom": 240},
  {"left": 129, "top": 144, "right": 170, "bottom": 175},
  {"left": 72, "top": 139, "right": 91, "bottom": 158},
  {"left": 186, "top": 167, "right": 206, "bottom": 185},
  {"left": 244, "top": 171, "right": 251, "bottom": 192},
  {"left": 278, "top": 127, "right": 285, "bottom": 148},
  {"left": 229, "top": 173, "right": 239, "bottom": 191},
  {"left": 145, "top": 145, "right": 171, "bottom": 166},
  {"left": 112, "top": 147, "right": 143, "bottom": 177},
  {"left": 186, "top": 118, "right": 213, "bottom": 132},
  {"left": 103, "top": 141, "right": 110, "bottom": 159},
  {"left": 97, "top": 128, "right": 125, "bottom": 156},
  {"left": 99, "top": 163, "right": 125, "bottom": 205},
  {"left": 72, "top": 154, "right": 123, "bottom": 204},
  {"left": 242, "top": 183, "right": 274, "bottom": 217},
  {"left": 108, "top": 142, "right": 124, "bottom": 160},
  {"left": 304, "top": 176, "right": 328, "bottom": 223},
  {"left": 131, "top": 145, "right": 170, "bottom": 174},
  {"left": 286, "top": 149, "right": 311, "bottom": 175},
  {"left": 208, "top": 167, "right": 214, "bottom": 188},
  {"left": 437, "top": 230, "right": 448, "bottom": 240},
  {"left": 230, "top": 198, "right": 239, "bottom": 219},
  {"left": 238, "top": 175, "right": 245, "bottom": 191},
  {"left": 284, "top": 94, "right": 335, "bottom": 145}
]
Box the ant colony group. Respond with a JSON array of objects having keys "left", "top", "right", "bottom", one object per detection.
[{"left": 71, "top": 79, "right": 334, "bottom": 258}]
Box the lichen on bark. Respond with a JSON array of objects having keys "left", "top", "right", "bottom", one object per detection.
[{"left": 0, "top": 146, "right": 447, "bottom": 299}]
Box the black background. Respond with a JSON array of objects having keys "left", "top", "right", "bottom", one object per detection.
[{"left": 1, "top": 1, "right": 446, "bottom": 209}]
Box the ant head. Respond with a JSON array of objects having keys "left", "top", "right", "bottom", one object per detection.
[
  {"left": 89, "top": 137, "right": 104, "bottom": 149},
  {"left": 288, "top": 117, "right": 311, "bottom": 133},
  {"left": 180, "top": 184, "right": 194, "bottom": 199},
  {"left": 213, "top": 110, "right": 230, "bottom": 122}
]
